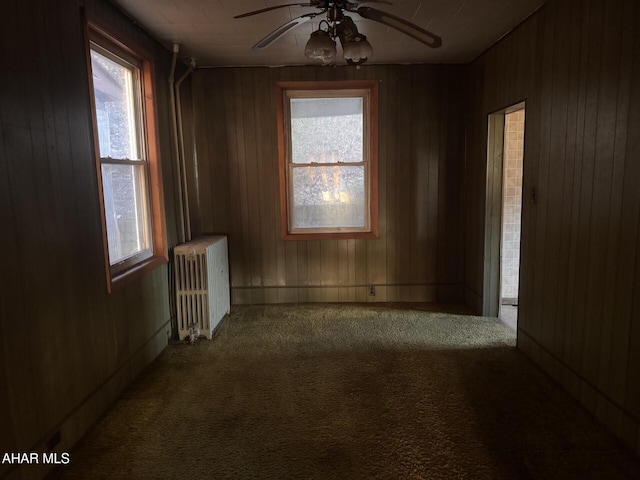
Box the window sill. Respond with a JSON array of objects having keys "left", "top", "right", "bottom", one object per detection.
[{"left": 108, "top": 254, "right": 168, "bottom": 293}]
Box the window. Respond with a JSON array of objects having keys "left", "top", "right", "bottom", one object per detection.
[
  {"left": 277, "top": 81, "right": 378, "bottom": 240},
  {"left": 87, "top": 27, "right": 167, "bottom": 291}
]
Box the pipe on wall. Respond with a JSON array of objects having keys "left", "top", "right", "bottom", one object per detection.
[
  {"left": 169, "top": 45, "right": 196, "bottom": 244},
  {"left": 175, "top": 58, "right": 196, "bottom": 241},
  {"left": 168, "top": 43, "right": 186, "bottom": 244}
]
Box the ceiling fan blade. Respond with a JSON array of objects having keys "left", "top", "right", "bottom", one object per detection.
[
  {"left": 356, "top": 6, "right": 442, "bottom": 48},
  {"left": 234, "top": 3, "right": 314, "bottom": 19},
  {"left": 252, "top": 13, "right": 317, "bottom": 50}
]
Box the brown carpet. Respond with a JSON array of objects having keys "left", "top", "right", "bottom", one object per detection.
[{"left": 53, "top": 304, "right": 640, "bottom": 479}]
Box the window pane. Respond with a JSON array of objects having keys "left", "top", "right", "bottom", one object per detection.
[
  {"left": 101, "top": 163, "right": 151, "bottom": 264},
  {"left": 291, "top": 165, "right": 365, "bottom": 228},
  {"left": 290, "top": 97, "right": 363, "bottom": 164},
  {"left": 90, "top": 49, "right": 139, "bottom": 160}
]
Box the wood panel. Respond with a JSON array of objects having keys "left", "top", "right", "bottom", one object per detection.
[
  {"left": 465, "top": 0, "right": 640, "bottom": 454},
  {"left": 587, "top": 0, "right": 624, "bottom": 417},
  {"left": 191, "top": 64, "right": 467, "bottom": 305},
  {"left": 612, "top": 0, "right": 640, "bottom": 416},
  {"left": 439, "top": 66, "right": 466, "bottom": 300},
  {"left": 0, "top": 0, "right": 179, "bottom": 476},
  {"left": 558, "top": 0, "right": 585, "bottom": 384},
  {"left": 384, "top": 67, "right": 399, "bottom": 302}
]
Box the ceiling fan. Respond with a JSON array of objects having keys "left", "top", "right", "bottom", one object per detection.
[{"left": 234, "top": 1, "right": 442, "bottom": 65}]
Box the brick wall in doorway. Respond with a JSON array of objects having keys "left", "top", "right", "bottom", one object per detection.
[{"left": 501, "top": 110, "right": 524, "bottom": 301}]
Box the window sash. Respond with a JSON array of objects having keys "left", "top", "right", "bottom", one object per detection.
[
  {"left": 288, "top": 162, "right": 371, "bottom": 234},
  {"left": 90, "top": 41, "right": 146, "bottom": 162},
  {"left": 100, "top": 161, "right": 153, "bottom": 274}
]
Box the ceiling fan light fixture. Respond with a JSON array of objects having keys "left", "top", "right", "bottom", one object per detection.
[
  {"left": 342, "top": 36, "right": 372, "bottom": 65},
  {"left": 336, "top": 15, "right": 372, "bottom": 65},
  {"left": 237, "top": 2, "right": 442, "bottom": 65},
  {"left": 305, "top": 29, "right": 337, "bottom": 65}
]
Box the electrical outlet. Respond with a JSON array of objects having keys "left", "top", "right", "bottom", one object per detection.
[{"left": 369, "top": 285, "right": 375, "bottom": 296}]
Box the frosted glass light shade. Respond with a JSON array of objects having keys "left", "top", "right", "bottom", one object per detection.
[
  {"left": 305, "top": 30, "right": 337, "bottom": 65},
  {"left": 343, "top": 38, "right": 372, "bottom": 64}
]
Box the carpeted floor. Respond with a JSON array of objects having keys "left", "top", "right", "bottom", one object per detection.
[{"left": 53, "top": 304, "right": 640, "bottom": 479}]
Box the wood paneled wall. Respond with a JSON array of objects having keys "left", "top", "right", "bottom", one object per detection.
[
  {"left": 190, "top": 65, "right": 466, "bottom": 305},
  {"left": 0, "top": 1, "right": 179, "bottom": 477},
  {"left": 465, "top": 0, "right": 640, "bottom": 454}
]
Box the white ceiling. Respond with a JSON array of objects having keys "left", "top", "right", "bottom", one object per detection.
[{"left": 112, "top": 0, "right": 546, "bottom": 67}]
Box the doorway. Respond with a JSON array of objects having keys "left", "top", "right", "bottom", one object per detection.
[{"left": 483, "top": 102, "right": 525, "bottom": 331}]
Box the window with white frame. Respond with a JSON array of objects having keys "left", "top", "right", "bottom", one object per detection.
[
  {"left": 88, "top": 28, "right": 166, "bottom": 289},
  {"left": 277, "top": 81, "right": 378, "bottom": 240}
]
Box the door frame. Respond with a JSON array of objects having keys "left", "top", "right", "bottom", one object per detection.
[{"left": 483, "top": 101, "right": 525, "bottom": 317}]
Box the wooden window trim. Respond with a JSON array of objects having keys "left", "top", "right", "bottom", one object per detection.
[
  {"left": 84, "top": 19, "right": 167, "bottom": 293},
  {"left": 276, "top": 80, "right": 379, "bottom": 241}
]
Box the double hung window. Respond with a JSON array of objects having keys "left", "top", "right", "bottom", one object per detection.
[
  {"left": 277, "top": 81, "right": 378, "bottom": 240},
  {"left": 87, "top": 27, "right": 166, "bottom": 290}
]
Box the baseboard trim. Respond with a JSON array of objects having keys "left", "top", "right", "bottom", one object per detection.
[
  {"left": 230, "top": 284, "right": 464, "bottom": 305},
  {"left": 518, "top": 328, "right": 640, "bottom": 457}
]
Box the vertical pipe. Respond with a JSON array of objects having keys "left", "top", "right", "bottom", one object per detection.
[
  {"left": 176, "top": 58, "right": 197, "bottom": 241},
  {"left": 169, "top": 43, "right": 186, "bottom": 244}
]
